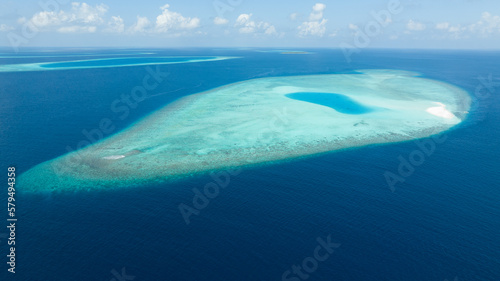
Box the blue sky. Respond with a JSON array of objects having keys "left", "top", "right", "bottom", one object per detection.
[{"left": 0, "top": 0, "right": 499, "bottom": 49}]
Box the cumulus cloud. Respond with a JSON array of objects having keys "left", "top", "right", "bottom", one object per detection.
[
  {"left": 71, "top": 2, "right": 108, "bottom": 24},
  {"left": 309, "top": 3, "right": 326, "bottom": 21},
  {"left": 433, "top": 21, "right": 465, "bottom": 39},
  {"left": 265, "top": 25, "right": 277, "bottom": 35},
  {"left": 28, "top": 2, "right": 108, "bottom": 33},
  {"left": 449, "top": 25, "right": 463, "bottom": 33},
  {"left": 406, "top": 19, "right": 426, "bottom": 31},
  {"left": 104, "top": 16, "right": 124, "bottom": 33},
  {"left": 468, "top": 12, "right": 500, "bottom": 35},
  {"left": 433, "top": 12, "right": 500, "bottom": 39},
  {"left": 58, "top": 25, "right": 97, "bottom": 33},
  {"left": 298, "top": 3, "right": 328, "bottom": 37},
  {"left": 155, "top": 4, "right": 200, "bottom": 32},
  {"left": 235, "top": 14, "right": 253, "bottom": 33},
  {"left": 348, "top": 23, "right": 358, "bottom": 30},
  {"left": 129, "top": 16, "right": 151, "bottom": 33},
  {"left": 235, "top": 13, "right": 277, "bottom": 35},
  {"left": 436, "top": 22, "right": 450, "bottom": 30},
  {"left": 214, "top": 17, "right": 228, "bottom": 25},
  {"left": 30, "top": 11, "right": 65, "bottom": 27},
  {"left": 0, "top": 24, "right": 14, "bottom": 32}
]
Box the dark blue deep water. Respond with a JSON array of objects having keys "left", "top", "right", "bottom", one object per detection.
[
  {"left": 285, "top": 92, "right": 374, "bottom": 114},
  {"left": 0, "top": 48, "right": 499, "bottom": 281}
]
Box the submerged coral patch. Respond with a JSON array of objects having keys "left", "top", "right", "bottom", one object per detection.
[{"left": 19, "top": 70, "right": 471, "bottom": 191}]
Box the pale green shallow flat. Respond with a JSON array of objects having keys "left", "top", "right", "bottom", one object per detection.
[{"left": 19, "top": 70, "right": 471, "bottom": 192}]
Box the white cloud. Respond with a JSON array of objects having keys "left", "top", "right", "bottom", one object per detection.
[
  {"left": 406, "top": 19, "right": 426, "bottom": 31},
  {"left": 298, "top": 20, "right": 327, "bottom": 36},
  {"left": 129, "top": 16, "right": 151, "bottom": 33},
  {"left": 0, "top": 24, "right": 14, "bottom": 32},
  {"left": 214, "top": 17, "right": 228, "bottom": 25},
  {"left": 309, "top": 3, "right": 326, "bottom": 21},
  {"left": 58, "top": 25, "right": 97, "bottom": 33},
  {"left": 298, "top": 3, "right": 328, "bottom": 37},
  {"left": 265, "top": 25, "right": 277, "bottom": 35},
  {"left": 28, "top": 2, "right": 108, "bottom": 33},
  {"left": 31, "top": 11, "right": 66, "bottom": 27},
  {"left": 235, "top": 13, "right": 277, "bottom": 35},
  {"left": 433, "top": 12, "right": 500, "bottom": 39},
  {"left": 312, "top": 3, "right": 326, "bottom": 12},
  {"left": 155, "top": 4, "right": 200, "bottom": 33},
  {"left": 236, "top": 13, "right": 253, "bottom": 33},
  {"left": 290, "top": 13, "right": 298, "bottom": 21},
  {"left": 468, "top": 12, "right": 500, "bottom": 35},
  {"left": 236, "top": 14, "right": 250, "bottom": 24},
  {"left": 436, "top": 22, "right": 449, "bottom": 30},
  {"left": 104, "top": 16, "right": 124, "bottom": 33},
  {"left": 433, "top": 22, "right": 465, "bottom": 39},
  {"left": 348, "top": 23, "right": 358, "bottom": 30},
  {"left": 449, "top": 26, "right": 462, "bottom": 33},
  {"left": 71, "top": 2, "right": 107, "bottom": 24}
]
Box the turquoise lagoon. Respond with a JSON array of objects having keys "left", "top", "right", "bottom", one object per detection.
[{"left": 285, "top": 92, "right": 376, "bottom": 114}]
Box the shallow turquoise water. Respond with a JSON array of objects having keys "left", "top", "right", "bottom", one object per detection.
[
  {"left": 40, "top": 56, "right": 215, "bottom": 68},
  {"left": 285, "top": 92, "right": 375, "bottom": 114},
  {"left": 0, "top": 55, "right": 235, "bottom": 72}
]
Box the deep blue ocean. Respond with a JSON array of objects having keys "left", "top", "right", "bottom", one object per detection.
[{"left": 0, "top": 48, "right": 499, "bottom": 281}]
